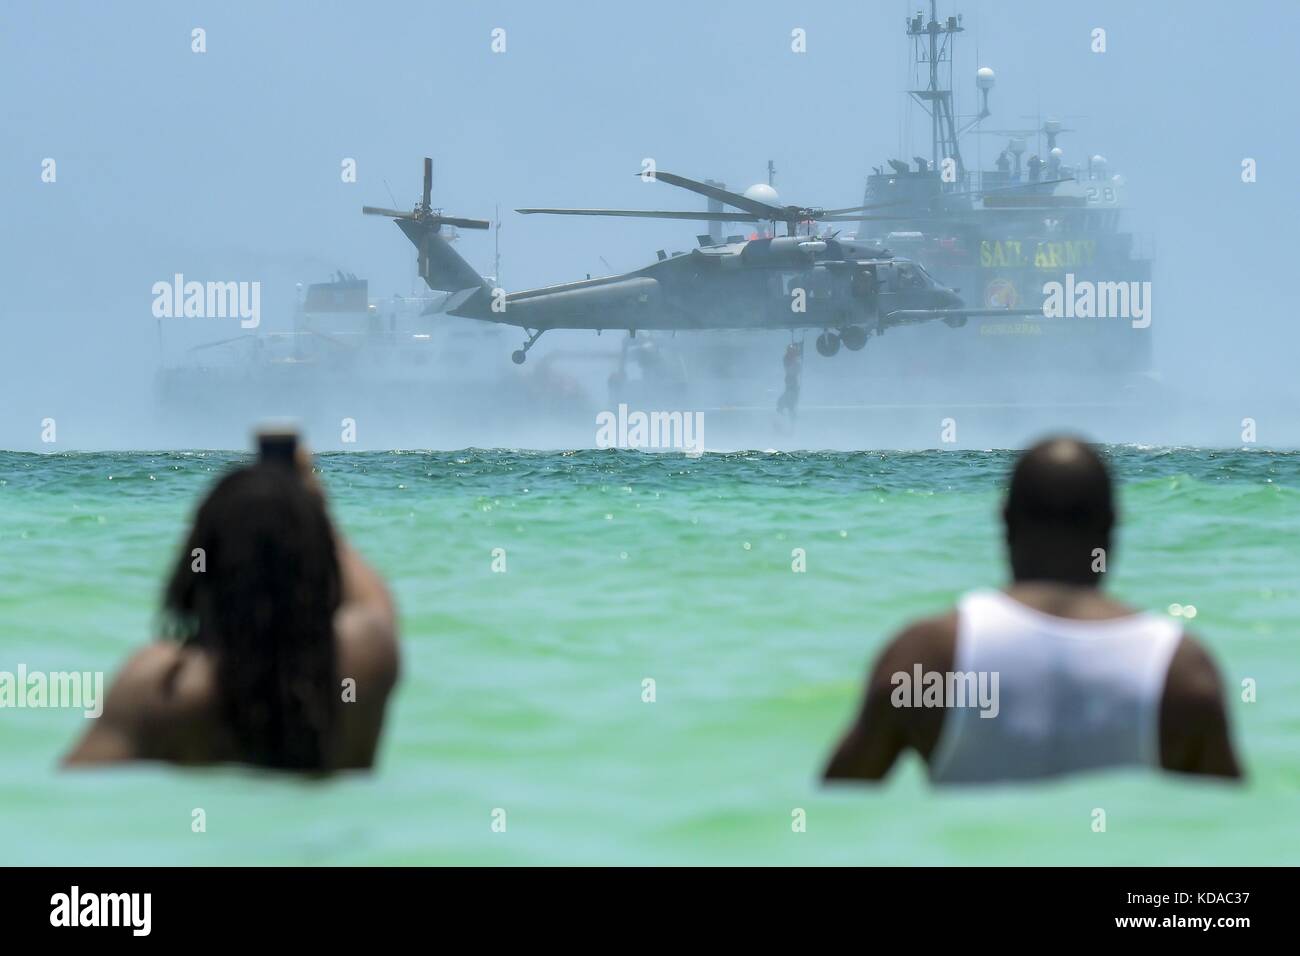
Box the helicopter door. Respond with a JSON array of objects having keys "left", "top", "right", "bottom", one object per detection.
[
  {"left": 850, "top": 265, "right": 876, "bottom": 299},
  {"left": 850, "top": 265, "right": 877, "bottom": 320},
  {"left": 874, "top": 263, "right": 898, "bottom": 323},
  {"left": 875, "top": 262, "right": 895, "bottom": 290}
]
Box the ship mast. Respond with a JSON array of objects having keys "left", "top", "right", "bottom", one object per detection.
[{"left": 907, "top": 1, "right": 965, "bottom": 182}]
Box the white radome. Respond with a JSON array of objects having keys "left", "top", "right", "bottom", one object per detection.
[
  {"left": 743, "top": 183, "right": 780, "bottom": 206},
  {"left": 976, "top": 67, "right": 995, "bottom": 89},
  {"left": 1050, "top": 147, "right": 1064, "bottom": 160}
]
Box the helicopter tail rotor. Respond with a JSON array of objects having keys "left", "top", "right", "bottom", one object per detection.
[
  {"left": 363, "top": 158, "right": 494, "bottom": 303},
  {"left": 361, "top": 157, "right": 490, "bottom": 231}
]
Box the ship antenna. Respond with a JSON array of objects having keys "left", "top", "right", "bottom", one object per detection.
[{"left": 908, "top": 0, "right": 966, "bottom": 185}]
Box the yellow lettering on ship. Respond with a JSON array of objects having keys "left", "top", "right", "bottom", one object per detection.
[{"left": 981, "top": 239, "right": 1096, "bottom": 269}]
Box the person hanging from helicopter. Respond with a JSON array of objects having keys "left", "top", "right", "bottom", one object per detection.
[{"left": 777, "top": 340, "right": 803, "bottom": 418}]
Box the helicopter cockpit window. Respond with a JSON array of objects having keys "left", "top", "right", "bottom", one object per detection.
[
  {"left": 896, "top": 264, "right": 928, "bottom": 289},
  {"left": 915, "top": 264, "right": 939, "bottom": 286}
]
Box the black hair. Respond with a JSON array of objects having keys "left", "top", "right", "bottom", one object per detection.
[
  {"left": 1003, "top": 437, "right": 1115, "bottom": 585},
  {"left": 163, "top": 463, "right": 341, "bottom": 770}
]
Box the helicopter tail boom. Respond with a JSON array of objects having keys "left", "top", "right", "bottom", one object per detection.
[{"left": 395, "top": 219, "right": 494, "bottom": 317}]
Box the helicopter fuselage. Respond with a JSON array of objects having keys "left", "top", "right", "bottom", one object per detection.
[{"left": 468, "top": 236, "right": 963, "bottom": 334}]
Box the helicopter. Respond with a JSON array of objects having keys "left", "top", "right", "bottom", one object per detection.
[{"left": 363, "top": 159, "right": 1037, "bottom": 364}]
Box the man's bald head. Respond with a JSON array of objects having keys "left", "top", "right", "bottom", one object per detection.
[{"left": 1003, "top": 437, "right": 1115, "bottom": 584}]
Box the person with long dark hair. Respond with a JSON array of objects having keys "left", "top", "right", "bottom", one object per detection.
[{"left": 64, "top": 447, "right": 399, "bottom": 772}]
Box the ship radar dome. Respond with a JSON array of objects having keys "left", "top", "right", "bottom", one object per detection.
[
  {"left": 1045, "top": 118, "right": 1062, "bottom": 134},
  {"left": 1050, "top": 147, "right": 1064, "bottom": 160},
  {"left": 743, "top": 183, "right": 780, "bottom": 206},
  {"left": 976, "top": 67, "right": 995, "bottom": 89}
]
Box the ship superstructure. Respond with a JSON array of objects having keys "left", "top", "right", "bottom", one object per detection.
[{"left": 851, "top": 1, "right": 1154, "bottom": 390}]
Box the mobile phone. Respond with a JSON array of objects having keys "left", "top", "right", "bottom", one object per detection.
[{"left": 257, "top": 429, "right": 299, "bottom": 467}]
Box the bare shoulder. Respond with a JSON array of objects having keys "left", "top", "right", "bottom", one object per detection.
[
  {"left": 874, "top": 610, "right": 959, "bottom": 682},
  {"left": 102, "top": 643, "right": 187, "bottom": 718},
  {"left": 822, "top": 609, "right": 960, "bottom": 781},
  {"left": 1163, "top": 631, "right": 1227, "bottom": 708},
  {"left": 118, "top": 641, "right": 184, "bottom": 678},
  {"left": 64, "top": 642, "right": 209, "bottom": 766},
  {"left": 1159, "top": 630, "right": 1243, "bottom": 779},
  {"left": 331, "top": 605, "right": 401, "bottom": 770},
  {"left": 112, "top": 643, "right": 230, "bottom": 732},
  {"left": 871, "top": 610, "right": 959, "bottom": 753},
  {"left": 334, "top": 604, "right": 401, "bottom": 693}
]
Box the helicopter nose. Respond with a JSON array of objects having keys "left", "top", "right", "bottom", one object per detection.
[{"left": 942, "top": 288, "right": 964, "bottom": 309}]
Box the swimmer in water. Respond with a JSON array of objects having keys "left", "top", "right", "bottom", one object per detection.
[
  {"left": 823, "top": 436, "right": 1242, "bottom": 785},
  {"left": 64, "top": 445, "right": 399, "bottom": 772}
]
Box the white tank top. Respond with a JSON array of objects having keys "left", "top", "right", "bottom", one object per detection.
[{"left": 929, "top": 589, "right": 1183, "bottom": 785}]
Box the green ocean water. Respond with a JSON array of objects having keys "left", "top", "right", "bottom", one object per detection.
[{"left": 1, "top": 448, "right": 1297, "bottom": 866}]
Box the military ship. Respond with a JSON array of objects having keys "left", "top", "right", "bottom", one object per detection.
[
  {"left": 843, "top": 1, "right": 1155, "bottom": 399},
  {"left": 610, "top": 0, "right": 1158, "bottom": 445},
  {"left": 153, "top": 270, "right": 607, "bottom": 448}
]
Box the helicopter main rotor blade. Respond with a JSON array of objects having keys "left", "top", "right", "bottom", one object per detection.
[
  {"left": 188, "top": 334, "right": 255, "bottom": 353},
  {"left": 641, "top": 171, "right": 784, "bottom": 219},
  {"left": 435, "top": 216, "right": 491, "bottom": 230},
  {"left": 362, "top": 206, "right": 418, "bottom": 219},
  {"left": 516, "top": 207, "right": 762, "bottom": 222},
  {"left": 422, "top": 158, "right": 433, "bottom": 210},
  {"left": 820, "top": 199, "right": 916, "bottom": 215},
  {"left": 817, "top": 214, "right": 916, "bottom": 222}
]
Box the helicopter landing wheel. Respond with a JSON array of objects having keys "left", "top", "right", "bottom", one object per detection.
[
  {"left": 840, "top": 326, "right": 868, "bottom": 351},
  {"left": 512, "top": 328, "right": 546, "bottom": 365},
  {"left": 815, "top": 331, "right": 841, "bottom": 357}
]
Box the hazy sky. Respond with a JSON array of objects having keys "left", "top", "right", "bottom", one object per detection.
[{"left": 2, "top": 0, "right": 1297, "bottom": 447}]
